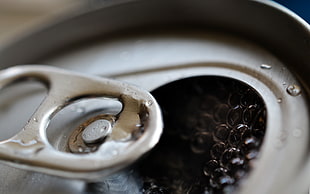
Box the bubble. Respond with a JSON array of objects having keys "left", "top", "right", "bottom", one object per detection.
[
  {"left": 226, "top": 156, "right": 246, "bottom": 173},
  {"left": 241, "top": 136, "right": 260, "bottom": 151},
  {"left": 241, "top": 130, "right": 251, "bottom": 141},
  {"left": 184, "top": 116, "right": 198, "bottom": 131},
  {"left": 221, "top": 148, "right": 241, "bottom": 167},
  {"left": 252, "top": 108, "right": 266, "bottom": 130},
  {"left": 195, "top": 113, "right": 216, "bottom": 132},
  {"left": 210, "top": 142, "right": 226, "bottom": 160},
  {"left": 203, "top": 160, "right": 220, "bottom": 176},
  {"left": 227, "top": 106, "right": 243, "bottom": 127},
  {"left": 228, "top": 130, "right": 242, "bottom": 147},
  {"left": 252, "top": 128, "right": 265, "bottom": 139},
  {"left": 245, "top": 149, "right": 259, "bottom": 160},
  {"left": 242, "top": 105, "right": 257, "bottom": 124},
  {"left": 213, "top": 124, "right": 230, "bottom": 142},
  {"left": 235, "top": 124, "right": 249, "bottom": 133},
  {"left": 139, "top": 76, "right": 267, "bottom": 194},
  {"left": 218, "top": 175, "right": 235, "bottom": 185},
  {"left": 277, "top": 98, "right": 282, "bottom": 103},
  {"left": 228, "top": 93, "right": 240, "bottom": 107},
  {"left": 240, "top": 90, "right": 257, "bottom": 107},
  {"left": 213, "top": 104, "right": 229, "bottom": 123},
  {"left": 190, "top": 132, "right": 214, "bottom": 154},
  {"left": 260, "top": 64, "right": 272, "bottom": 69},
  {"left": 209, "top": 178, "right": 219, "bottom": 189},
  {"left": 234, "top": 169, "right": 247, "bottom": 180},
  {"left": 286, "top": 84, "right": 301, "bottom": 96}
]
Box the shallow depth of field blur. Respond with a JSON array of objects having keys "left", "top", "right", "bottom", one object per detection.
[
  {"left": 0, "top": 1, "right": 308, "bottom": 45},
  {"left": 0, "top": 0, "right": 77, "bottom": 44}
]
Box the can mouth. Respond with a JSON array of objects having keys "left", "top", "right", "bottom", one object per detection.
[{"left": 138, "top": 76, "right": 267, "bottom": 193}]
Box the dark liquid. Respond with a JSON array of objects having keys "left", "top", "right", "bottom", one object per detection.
[{"left": 138, "top": 76, "right": 266, "bottom": 194}]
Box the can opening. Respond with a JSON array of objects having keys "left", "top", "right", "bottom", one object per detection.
[
  {"left": 0, "top": 80, "right": 47, "bottom": 141},
  {"left": 137, "top": 76, "right": 266, "bottom": 193}
]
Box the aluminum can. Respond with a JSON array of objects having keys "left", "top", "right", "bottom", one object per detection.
[{"left": 0, "top": 0, "right": 309, "bottom": 193}]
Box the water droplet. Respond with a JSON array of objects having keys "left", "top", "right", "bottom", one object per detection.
[
  {"left": 33, "top": 118, "right": 38, "bottom": 122},
  {"left": 274, "top": 131, "right": 288, "bottom": 149},
  {"left": 77, "top": 107, "right": 85, "bottom": 113},
  {"left": 112, "top": 150, "right": 119, "bottom": 156},
  {"left": 260, "top": 64, "right": 272, "bottom": 69},
  {"left": 235, "top": 124, "right": 249, "bottom": 133},
  {"left": 292, "top": 128, "right": 302, "bottom": 138},
  {"left": 78, "top": 147, "right": 83, "bottom": 152},
  {"left": 120, "top": 51, "right": 130, "bottom": 59},
  {"left": 277, "top": 98, "right": 282, "bottom": 103},
  {"left": 145, "top": 100, "right": 153, "bottom": 106},
  {"left": 286, "top": 84, "right": 301, "bottom": 96}
]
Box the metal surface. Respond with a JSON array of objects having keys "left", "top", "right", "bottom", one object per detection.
[
  {"left": 81, "top": 119, "right": 112, "bottom": 144},
  {"left": 0, "top": 0, "right": 309, "bottom": 193},
  {"left": 0, "top": 65, "right": 162, "bottom": 181}
]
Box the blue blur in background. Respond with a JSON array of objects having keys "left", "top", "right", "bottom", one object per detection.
[{"left": 273, "top": 0, "right": 310, "bottom": 23}]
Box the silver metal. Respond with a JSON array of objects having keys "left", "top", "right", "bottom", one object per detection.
[
  {"left": 82, "top": 119, "right": 112, "bottom": 144},
  {"left": 0, "top": 0, "right": 309, "bottom": 193},
  {"left": 0, "top": 65, "right": 163, "bottom": 181}
]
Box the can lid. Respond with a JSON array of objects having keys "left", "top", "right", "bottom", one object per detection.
[{"left": 0, "top": 65, "right": 163, "bottom": 181}]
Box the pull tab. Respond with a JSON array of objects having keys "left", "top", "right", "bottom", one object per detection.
[{"left": 0, "top": 65, "right": 163, "bottom": 181}]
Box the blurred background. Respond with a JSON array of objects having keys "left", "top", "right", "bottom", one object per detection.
[
  {"left": 274, "top": 0, "right": 310, "bottom": 22},
  {"left": 0, "top": 0, "right": 309, "bottom": 45}
]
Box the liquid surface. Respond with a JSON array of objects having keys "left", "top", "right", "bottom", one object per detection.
[{"left": 137, "top": 76, "right": 266, "bottom": 194}]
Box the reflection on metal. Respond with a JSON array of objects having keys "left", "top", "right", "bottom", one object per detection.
[
  {"left": 0, "top": 65, "right": 162, "bottom": 181},
  {"left": 0, "top": 0, "right": 309, "bottom": 193}
]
